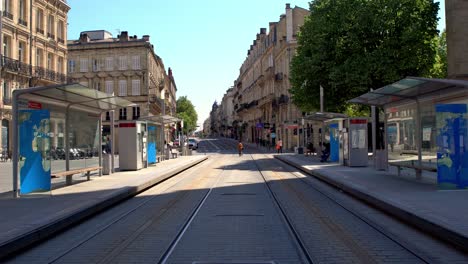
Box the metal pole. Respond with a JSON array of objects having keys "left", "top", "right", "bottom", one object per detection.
[
  {"left": 98, "top": 115, "right": 102, "bottom": 176},
  {"left": 12, "top": 93, "right": 18, "bottom": 198},
  {"left": 65, "top": 105, "right": 71, "bottom": 185},
  {"left": 110, "top": 110, "right": 114, "bottom": 173},
  {"left": 371, "top": 89, "right": 377, "bottom": 161},
  {"left": 416, "top": 99, "right": 422, "bottom": 179},
  {"left": 320, "top": 85, "right": 324, "bottom": 112}
]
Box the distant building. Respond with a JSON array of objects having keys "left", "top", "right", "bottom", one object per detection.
[
  {"left": 446, "top": 0, "right": 468, "bottom": 79},
  {"left": 67, "top": 30, "right": 177, "bottom": 151},
  {"left": 1, "top": 0, "right": 70, "bottom": 153}
]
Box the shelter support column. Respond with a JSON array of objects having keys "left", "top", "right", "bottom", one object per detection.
[
  {"left": 12, "top": 93, "right": 18, "bottom": 198},
  {"left": 65, "top": 106, "right": 71, "bottom": 185},
  {"left": 416, "top": 100, "right": 422, "bottom": 179},
  {"left": 99, "top": 115, "right": 102, "bottom": 176},
  {"left": 111, "top": 110, "right": 115, "bottom": 173}
]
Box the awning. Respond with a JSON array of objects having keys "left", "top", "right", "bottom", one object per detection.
[
  {"left": 349, "top": 77, "right": 468, "bottom": 107},
  {"left": 303, "top": 112, "right": 348, "bottom": 122},
  {"left": 13, "top": 83, "right": 135, "bottom": 113},
  {"left": 139, "top": 114, "right": 181, "bottom": 125}
]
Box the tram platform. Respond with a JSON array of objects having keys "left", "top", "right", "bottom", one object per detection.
[
  {"left": 275, "top": 153, "right": 468, "bottom": 253},
  {"left": 0, "top": 155, "right": 207, "bottom": 259}
]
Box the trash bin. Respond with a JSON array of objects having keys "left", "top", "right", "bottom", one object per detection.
[
  {"left": 297, "top": 147, "right": 304, "bottom": 154},
  {"left": 103, "top": 154, "right": 111, "bottom": 175}
]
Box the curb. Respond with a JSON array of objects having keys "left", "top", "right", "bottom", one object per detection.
[
  {"left": 275, "top": 155, "right": 468, "bottom": 253},
  {"left": 0, "top": 156, "right": 208, "bottom": 260}
]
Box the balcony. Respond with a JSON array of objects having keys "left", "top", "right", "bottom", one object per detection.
[
  {"left": 47, "top": 33, "right": 55, "bottom": 40},
  {"left": 33, "top": 66, "right": 71, "bottom": 83},
  {"left": 18, "top": 18, "right": 28, "bottom": 27},
  {"left": 1, "top": 56, "right": 32, "bottom": 76},
  {"left": 3, "top": 98, "right": 12, "bottom": 105},
  {"left": 36, "top": 28, "right": 45, "bottom": 35},
  {"left": 2, "top": 10, "right": 13, "bottom": 20},
  {"left": 57, "top": 37, "right": 65, "bottom": 44},
  {"left": 278, "top": 94, "right": 289, "bottom": 104},
  {"left": 275, "top": 72, "right": 284, "bottom": 81}
]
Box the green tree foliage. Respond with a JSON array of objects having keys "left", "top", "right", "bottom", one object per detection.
[
  {"left": 429, "top": 29, "right": 447, "bottom": 78},
  {"left": 176, "top": 96, "right": 198, "bottom": 134},
  {"left": 290, "top": 0, "right": 440, "bottom": 113}
]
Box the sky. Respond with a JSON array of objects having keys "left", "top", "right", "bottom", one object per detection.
[{"left": 67, "top": 0, "right": 446, "bottom": 128}]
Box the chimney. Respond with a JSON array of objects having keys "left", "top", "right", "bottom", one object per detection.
[
  {"left": 142, "top": 35, "right": 150, "bottom": 41},
  {"left": 260, "top": 28, "right": 267, "bottom": 35},
  {"left": 119, "top": 31, "right": 129, "bottom": 41},
  {"left": 168, "top": 67, "right": 173, "bottom": 77},
  {"left": 286, "top": 3, "right": 291, "bottom": 9},
  {"left": 79, "top": 33, "right": 90, "bottom": 43},
  {"left": 286, "top": 3, "right": 293, "bottom": 42}
]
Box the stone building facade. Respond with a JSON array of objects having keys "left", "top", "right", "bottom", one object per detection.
[
  {"left": 230, "top": 4, "right": 309, "bottom": 150},
  {"left": 446, "top": 0, "right": 468, "bottom": 79},
  {"left": 1, "top": 0, "right": 70, "bottom": 153},
  {"left": 67, "top": 30, "right": 177, "bottom": 151}
]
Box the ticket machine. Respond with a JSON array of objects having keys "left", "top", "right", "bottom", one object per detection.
[
  {"left": 342, "top": 118, "right": 368, "bottom": 167},
  {"left": 118, "top": 121, "right": 147, "bottom": 170},
  {"left": 324, "top": 119, "right": 344, "bottom": 163}
]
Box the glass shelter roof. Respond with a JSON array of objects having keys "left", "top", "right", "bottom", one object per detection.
[
  {"left": 349, "top": 77, "right": 468, "bottom": 107},
  {"left": 14, "top": 83, "right": 135, "bottom": 112}
]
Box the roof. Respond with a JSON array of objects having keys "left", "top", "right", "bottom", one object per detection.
[
  {"left": 349, "top": 77, "right": 468, "bottom": 107},
  {"left": 303, "top": 112, "right": 348, "bottom": 122},
  {"left": 13, "top": 83, "right": 135, "bottom": 113},
  {"left": 139, "top": 115, "right": 181, "bottom": 125}
]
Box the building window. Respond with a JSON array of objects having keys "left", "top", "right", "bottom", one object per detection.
[
  {"left": 3, "top": 36, "right": 10, "bottom": 57},
  {"left": 68, "top": 60, "right": 76, "bottom": 73},
  {"left": 132, "top": 55, "right": 140, "bottom": 70},
  {"left": 36, "top": 9, "right": 44, "bottom": 34},
  {"left": 80, "top": 58, "right": 88, "bottom": 72},
  {"left": 106, "top": 57, "right": 113, "bottom": 70},
  {"left": 18, "top": 0, "right": 27, "bottom": 26},
  {"left": 57, "top": 57, "right": 63, "bottom": 73},
  {"left": 57, "top": 20, "right": 64, "bottom": 43},
  {"left": 47, "top": 53, "right": 53, "bottom": 70},
  {"left": 119, "top": 56, "right": 127, "bottom": 70},
  {"left": 36, "top": 48, "right": 43, "bottom": 67},
  {"left": 3, "top": 81, "right": 10, "bottom": 102},
  {"left": 18, "top": 42, "right": 25, "bottom": 62},
  {"left": 47, "top": 15, "right": 55, "bottom": 39},
  {"left": 132, "top": 106, "right": 140, "bottom": 120},
  {"left": 119, "top": 80, "right": 127, "bottom": 96},
  {"left": 119, "top": 108, "right": 127, "bottom": 120},
  {"left": 105, "top": 111, "right": 110, "bottom": 121},
  {"left": 131, "top": 79, "right": 140, "bottom": 95},
  {"left": 93, "top": 80, "right": 101, "bottom": 91},
  {"left": 92, "top": 59, "right": 99, "bottom": 72},
  {"left": 2, "top": 0, "right": 11, "bottom": 17},
  {"left": 105, "top": 80, "right": 113, "bottom": 95}
]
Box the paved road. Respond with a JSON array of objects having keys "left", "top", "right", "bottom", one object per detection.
[{"left": 5, "top": 138, "right": 467, "bottom": 263}]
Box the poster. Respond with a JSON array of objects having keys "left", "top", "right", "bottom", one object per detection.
[{"left": 19, "top": 110, "right": 51, "bottom": 194}]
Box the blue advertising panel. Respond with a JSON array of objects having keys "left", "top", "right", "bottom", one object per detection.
[
  {"left": 329, "top": 123, "right": 339, "bottom": 162},
  {"left": 148, "top": 126, "right": 157, "bottom": 164},
  {"left": 19, "top": 109, "right": 51, "bottom": 194},
  {"left": 436, "top": 104, "right": 468, "bottom": 189}
]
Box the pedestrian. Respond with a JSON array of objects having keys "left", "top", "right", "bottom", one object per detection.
[
  {"left": 237, "top": 140, "right": 244, "bottom": 156},
  {"left": 276, "top": 139, "right": 283, "bottom": 153}
]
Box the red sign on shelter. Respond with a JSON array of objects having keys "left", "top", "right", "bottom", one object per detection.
[{"left": 28, "top": 101, "right": 42, "bottom": 109}]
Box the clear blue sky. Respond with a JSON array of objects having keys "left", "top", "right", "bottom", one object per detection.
[{"left": 67, "top": 0, "right": 446, "bottom": 127}]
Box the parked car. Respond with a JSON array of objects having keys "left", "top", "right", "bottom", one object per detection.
[{"left": 188, "top": 138, "right": 198, "bottom": 150}]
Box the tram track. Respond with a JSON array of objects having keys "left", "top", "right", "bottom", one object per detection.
[{"left": 252, "top": 153, "right": 437, "bottom": 263}]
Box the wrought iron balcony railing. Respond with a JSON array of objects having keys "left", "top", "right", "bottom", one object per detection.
[
  {"left": 1, "top": 55, "right": 73, "bottom": 83},
  {"left": 57, "top": 37, "right": 65, "bottom": 44},
  {"left": 36, "top": 28, "right": 44, "bottom": 35},
  {"left": 3, "top": 98, "right": 12, "bottom": 105},
  {"left": 18, "top": 18, "right": 28, "bottom": 27},
  {"left": 1, "top": 56, "right": 32, "bottom": 75},
  {"left": 2, "top": 10, "right": 13, "bottom": 20},
  {"left": 47, "top": 33, "right": 55, "bottom": 40}
]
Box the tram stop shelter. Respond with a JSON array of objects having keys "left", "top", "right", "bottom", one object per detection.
[
  {"left": 140, "top": 114, "right": 182, "bottom": 162},
  {"left": 11, "top": 83, "right": 135, "bottom": 198},
  {"left": 349, "top": 77, "right": 468, "bottom": 189}
]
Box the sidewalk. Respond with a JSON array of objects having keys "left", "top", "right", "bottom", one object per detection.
[
  {"left": 0, "top": 155, "right": 207, "bottom": 259},
  {"left": 275, "top": 154, "right": 468, "bottom": 253}
]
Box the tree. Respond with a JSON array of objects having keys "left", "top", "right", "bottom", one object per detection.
[
  {"left": 176, "top": 96, "right": 198, "bottom": 135},
  {"left": 429, "top": 29, "right": 447, "bottom": 78},
  {"left": 290, "top": 0, "right": 440, "bottom": 113}
]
